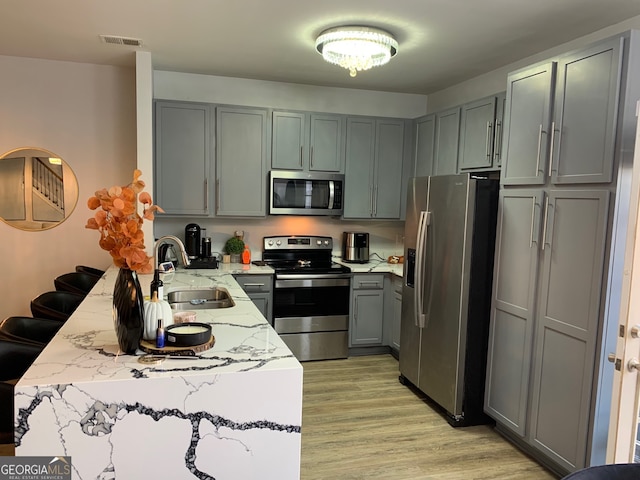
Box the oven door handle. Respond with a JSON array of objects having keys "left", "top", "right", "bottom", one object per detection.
[{"left": 275, "top": 276, "right": 351, "bottom": 288}]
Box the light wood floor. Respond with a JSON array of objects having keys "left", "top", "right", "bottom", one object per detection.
[{"left": 301, "top": 354, "right": 558, "bottom": 480}]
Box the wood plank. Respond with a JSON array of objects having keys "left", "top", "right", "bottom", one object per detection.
[{"left": 301, "top": 355, "right": 558, "bottom": 480}]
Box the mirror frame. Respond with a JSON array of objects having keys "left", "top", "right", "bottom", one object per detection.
[{"left": 0, "top": 146, "right": 79, "bottom": 231}]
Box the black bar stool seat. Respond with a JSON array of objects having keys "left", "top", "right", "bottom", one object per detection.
[
  {"left": 30, "top": 291, "right": 84, "bottom": 323},
  {"left": 54, "top": 272, "right": 99, "bottom": 296},
  {"left": 562, "top": 464, "right": 640, "bottom": 479},
  {"left": 0, "top": 316, "right": 62, "bottom": 346},
  {"left": 75, "top": 265, "right": 105, "bottom": 278}
]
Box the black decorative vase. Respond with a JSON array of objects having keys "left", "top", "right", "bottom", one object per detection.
[{"left": 112, "top": 268, "right": 144, "bottom": 354}]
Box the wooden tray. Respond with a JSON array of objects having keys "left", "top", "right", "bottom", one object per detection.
[{"left": 139, "top": 335, "right": 215, "bottom": 355}]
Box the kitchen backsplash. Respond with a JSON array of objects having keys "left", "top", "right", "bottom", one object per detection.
[{"left": 154, "top": 217, "right": 404, "bottom": 261}]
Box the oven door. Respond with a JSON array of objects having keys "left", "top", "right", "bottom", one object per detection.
[{"left": 273, "top": 275, "right": 350, "bottom": 361}]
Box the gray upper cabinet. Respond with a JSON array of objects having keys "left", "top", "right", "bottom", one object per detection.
[
  {"left": 414, "top": 114, "right": 435, "bottom": 177},
  {"left": 433, "top": 107, "right": 460, "bottom": 175},
  {"left": 154, "top": 101, "right": 212, "bottom": 215},
  {"left": 271, "top": 111, "right": 306, "bottom": 170},
  {"left": 501, "top": 62, "right": 556, "bottom": 185},
  {"left": 459, "top": 93, "right": 505, "bottom": 172},
  {"left": 272, "top": 111, "right": 345, "bottom": 172},
  {"left": 215, "top": 106, "right": 268, "bottom": 217},
  {"left": 344, "top": 117, "right": 405, "bottom": 219},
  {"left": 550, "top": 38, "right": 622, "bottom": 184},
  {"left": 502, "top": 37, "right": 623, "bottom": 186}
]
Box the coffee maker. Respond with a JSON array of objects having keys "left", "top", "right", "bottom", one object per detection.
[{"left": 185, "top": 223, "right": 201, "bottom": 259}]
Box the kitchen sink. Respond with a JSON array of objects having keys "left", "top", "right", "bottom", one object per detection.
[{"left": 167, "top": 287, "right": 235, "bottom": 310}]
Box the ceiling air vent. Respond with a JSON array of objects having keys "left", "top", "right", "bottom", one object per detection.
[{"left": 99, "top": 35, "right": 143, "bottom": 47}]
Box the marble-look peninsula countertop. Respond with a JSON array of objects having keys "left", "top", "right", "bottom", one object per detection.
[{"left": 15, "top": 264, "right": 302, "bottom": 480}]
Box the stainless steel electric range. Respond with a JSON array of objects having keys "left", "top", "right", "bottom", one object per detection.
[{"left": 261, "top": 235, "right": 351, "bottom": 361}]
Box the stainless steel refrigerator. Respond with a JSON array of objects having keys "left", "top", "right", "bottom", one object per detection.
[{"left": 399, "top": 173, "right": 498, "bottom": 426}]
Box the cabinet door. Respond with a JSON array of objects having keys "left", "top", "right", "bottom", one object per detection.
[
  {"left": 351, "top": 290, "right": 384, "bottom": 346},
  {"left": 154, "top": 101, "right": 212, "bottom": 215},
  {"left": 374, "top": 119, "right": 405, "bottom": 219},
  {"left": 248, "top": 293, "right": 272, "bottom": 324},
  {"left": 501, "top": 62, "right": 556, "bottom": 186},
  {"left": 551, "top": 38, "right": 622, "bottom": 185},
  {"left": 529, "top": 189, "right": 609, "bottom": 471},
  {"left": 493, "top": 92, "right": 506, "bottom": 168},
  {"left": 392, "top": 285, "right": 402, "bottom": 352},
  {"left": 344, "top": 117, "right": 375, "bottom": 218},
  {"left": 309, "top": 114, "right": 344, "bottom": 172},
  {"left": 458, "top": 96, "right": 497, "bottom": 171},
  {"left": 485, "top": 189, "right": 543, "bottom": 436},
  {"left": 216, "top": 107, "right": 268, "bottom": 217},
  {"left": 415, "top": 114, "right": 435, "bottom": 177},
  {"left": 272, "top": 111, "right": 306, "bottom": 170},
  {"left": 433, "top": 107, "right": 460, "bottom": 175}
]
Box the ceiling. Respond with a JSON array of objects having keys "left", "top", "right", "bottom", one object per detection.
[{"left": 3, "top": 0, "right": 640, "bottom": 95}]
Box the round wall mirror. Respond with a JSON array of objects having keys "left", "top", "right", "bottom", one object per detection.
[{"left": 0, "top": 147, "right": 79, "bottom": 231}]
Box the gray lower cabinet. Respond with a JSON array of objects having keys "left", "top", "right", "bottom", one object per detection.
[
  {"left": 344, "top": 117, "right": 405, "bottom": 219},
  {"left": 350, "top": 274, "right": 384, "bottom": 346},
  {"left": 433, "top": 107, "right": 460, "bottom": 175},
  {"left": 216, "top": 106, "right": 268, "bottom": 216},
  {"left": 271, "top": 110, "right": 345, "bottom": 172},
  {"left": 154, "top": 101, "right": 213, "bottom": 215},
  {"left": 458, "top": 93, "right": 505, "bottom": 172},
  {"left": 391, "top": 275, "right": 402, "bottom": 353},
  {"left": 414, "top": 114, "right": 435, "bottom": 177},
  {"left": 486, "top": 187, "right": 610, "bottom": 473},
  {"left": 234, "top": 274, "right": 273, "bottom": 323}
]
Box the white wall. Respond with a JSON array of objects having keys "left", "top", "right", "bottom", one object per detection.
[
  {"left": 427, "top": 15, "right": 640, "bottom": 113},
  {"left": 0, "top": 55, "right": 136, "bottom": 320}
]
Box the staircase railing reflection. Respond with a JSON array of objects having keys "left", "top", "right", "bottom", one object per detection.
[{"left": 32, "top": 157, "right": 65, "bottom": 214}]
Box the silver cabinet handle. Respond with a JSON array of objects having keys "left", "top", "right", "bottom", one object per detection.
[
  {"left": 548, "top": 121, "right": 556, "bottom": 178},
  {"left": 204, "top": 178, "right": 208, "bottom": 211},
  {"left": 300, "top": 146, "right": 303, "bottom": 167},
  {"left": 541, "top": 195, "right": 550, "bottom": 250},
  {"left": 310, "top": 146, "right": 314, "bottom": 168},
  {"left": 485, "top": 121, "right": 492, "bottom": 158},
  {"left": 373, "top": 184, "right": 378, "bottom": 216},
  {"left": 493, "top": 120, "right": 502, "bottom": 162},
  {"left": 529, "top": 197, "right": 536, "bottom": 248},
  {"left": 215, "top": 178, "right": 220, "bottom": 214},
  {"left": 243, "top": 283, "right": 265, "bottom": 287},
  {"left": 535, "top": 124, "right": 543, "bottom": 175}
]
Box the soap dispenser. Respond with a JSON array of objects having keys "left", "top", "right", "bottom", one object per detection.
[{"left": 242, "top": 244, "right": 251, "bottom": 264}]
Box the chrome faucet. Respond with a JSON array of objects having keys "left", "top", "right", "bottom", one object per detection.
[{"left": 154, "top": 235, "right": 191, "bottom": 270}]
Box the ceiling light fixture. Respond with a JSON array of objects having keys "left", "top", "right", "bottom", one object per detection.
[{"left": 315, "top": 26, "right": 398, "bottom": 78}]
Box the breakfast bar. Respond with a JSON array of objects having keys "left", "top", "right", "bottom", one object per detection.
[{"left": 14, "top": 265, "right": 302, "bottom": 479}]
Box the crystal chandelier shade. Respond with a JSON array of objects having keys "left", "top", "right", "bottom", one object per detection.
[{"left": 315, "top": 26, "right": 398, "bottom": 77}]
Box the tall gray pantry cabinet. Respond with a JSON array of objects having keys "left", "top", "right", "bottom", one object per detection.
[{"left": 484, "top": 32, "right": 640, "bottom": 475}]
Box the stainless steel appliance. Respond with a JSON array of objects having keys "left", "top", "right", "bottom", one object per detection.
[
  {"left": 262, "top": 235, "right": 351, "bottom": 361},
  {"left": 269, "top": 171, "right": 344, "bottom": 216},
  {"left": 399, "top": 174, "right": 498, "bottom": 426},
  {"left": 184, "top": 223, "right": 201, "bottom": 259},
  {"left": 342, "top": 232, "right": 369, "bottom": 263}
]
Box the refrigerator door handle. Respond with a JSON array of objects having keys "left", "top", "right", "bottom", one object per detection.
[{"left": 415, "top": 210, "right": 430, "bottom": 328}]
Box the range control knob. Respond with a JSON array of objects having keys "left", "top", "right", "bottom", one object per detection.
[
  {"left": 267, "top": 240, "right": 273, "bottom": 246},
  {"left": 317, "top": 240, "right": 322, "bottom": 245},
  {"left": 276, "top": 240, "right": 282, "bottom": 246},
  {"left": 324, "top": 240, "right": 330, "bottom": 246}
]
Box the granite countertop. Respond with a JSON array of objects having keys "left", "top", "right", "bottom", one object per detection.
[
  {"left": 17, "top": 263, "right": 296, "bottom": 387},
  {"left": 333, "top": 257, "right": 404, "bottom": 277}
]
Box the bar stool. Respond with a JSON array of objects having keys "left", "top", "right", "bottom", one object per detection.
[
  {"left": 30, "top": 291, "right": 84, "bottom": 323},
  {"left": 562, "top": 464, "right": 640, "bottom": 479},
  {"left": 75, "top": 265, "right": 105, "bottom": 278},
  {"left": 0, "top": 316, "right": 62, "bottom": 347},
  {"left": 0, "top": 338, "right": 43, "bottom": 444},
  {"left": 54, "top": 272, "right": 100, "bottom": 296}
]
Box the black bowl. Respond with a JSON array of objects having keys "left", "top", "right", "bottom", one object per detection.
[{"left": 164, "top": 322, "right": 212, "bottom": 347}]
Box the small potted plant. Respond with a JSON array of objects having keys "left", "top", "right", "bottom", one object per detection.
[{"left": 224, "top": 236, "right": 245, "bottom": 263}]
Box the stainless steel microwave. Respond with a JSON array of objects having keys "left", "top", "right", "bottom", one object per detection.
[{"left": 269, "top": 171, "right": 344, "bottom": 216}]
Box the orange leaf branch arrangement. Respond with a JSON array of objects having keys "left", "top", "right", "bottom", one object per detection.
[{"left": 85, "top": 170, "right": 163, "bottom": 274}]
